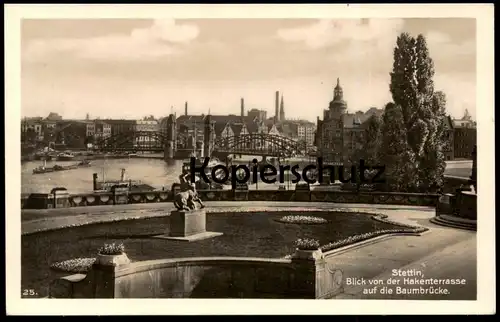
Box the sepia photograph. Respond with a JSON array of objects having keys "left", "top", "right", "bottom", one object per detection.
[{"left": 6, "top": 4, "right": 495, "bottom": 315}]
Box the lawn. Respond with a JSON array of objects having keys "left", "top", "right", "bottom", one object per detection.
[{"left": 22, "top": 211, "right": 406, "bottom": 298}]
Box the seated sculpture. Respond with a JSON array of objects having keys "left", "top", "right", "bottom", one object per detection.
[{"left": 173, "top": 183, "right": 205, "bottom": 211}]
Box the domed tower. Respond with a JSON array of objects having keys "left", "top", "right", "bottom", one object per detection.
[{"left": 328, "top": 78, "right": 347, "bottom": 118}]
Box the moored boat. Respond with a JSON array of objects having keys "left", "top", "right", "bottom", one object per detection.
[
  {"left": 92, "top": 168, "right": 142, "bottom": 192},
  {"left": 32, "top": 159, "right": 92, "bottom": 174},
  {"left": 57, "top": 152, "right": 75, "bottom": 161}
]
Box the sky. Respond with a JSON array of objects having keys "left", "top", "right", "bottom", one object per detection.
[{"left": 21, "top": 18, "right": 476, "bottom": 121}]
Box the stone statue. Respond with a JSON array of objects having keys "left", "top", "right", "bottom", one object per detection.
[{"left": 173, "top": 183, "right": 205, "bottom": 211}]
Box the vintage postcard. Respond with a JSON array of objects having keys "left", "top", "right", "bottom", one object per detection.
[{"left": 6, "top": 4, "right": 495, "bottom": 315}]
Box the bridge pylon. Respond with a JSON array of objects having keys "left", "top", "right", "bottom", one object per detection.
[
  {"left": 164, "top": 114, "right": 177, "bottom": 161},
  {"left": 204, "top": 115, "right": 214, "bottom": 158}
]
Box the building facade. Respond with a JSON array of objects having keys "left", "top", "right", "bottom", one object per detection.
[
  {"left": 316, "top": 78, "right": 348, "bottom": 163},
  {"left": 316, "top": 79, "right": 386, "bottom": 164},
  {"left": 452, "top": 109, "right": 476, "bottom": 159},
  {"left": 247, "top": 109, "right": 268, "bottom": 122},
  {"left": 135, "top": 118, "right": 160, "bottom": 149},
  {"left": 443, "top": 115, "right": 455, "bottom": 161}
]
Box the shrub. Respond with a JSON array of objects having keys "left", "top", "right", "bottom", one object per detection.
[
  {"left": 50, "top": 257, "right": 96, "bottom": 273},
  {"left": 294, "top": 238, "right": 320, "bottom": 250},
  {"left": 277, "top": 215, "right": 328, "bottom": 225},
  {"left": 98, "top": 242, "right": 125, "bottom": 255}
]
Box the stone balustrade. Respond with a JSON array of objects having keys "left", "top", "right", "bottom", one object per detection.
[
  {"left": 22, "top": 175, "right": 469, "bottom": 210},
  {"left": 22, "top": 189, "right": 440, "bottom": 209},
  {"left": 50, "top": 250, "right": 343, "bottom": 299}
]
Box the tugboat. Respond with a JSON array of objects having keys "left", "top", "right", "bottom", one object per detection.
[
  {"left": 92, "top": 168, "right": 148, "bottom": 191},
  {"left": 32, "top": 160, "right": 55, "bottom": 174}
]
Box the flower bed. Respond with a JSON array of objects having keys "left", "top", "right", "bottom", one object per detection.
[
  {"left": 320, "top": 214, "right": 428, "bottom": 252},
  {"left": 50, "top": 257, "right": 96, "bottom": 273},
  {"left": 276, "top": 215, "right": 328, "bottom": 225},
  {"left": 24, "top": 210, "right": 422, "bottom": 297},
  {"left": 295, "top": 238, "right": 320, "bottom": 250},
  {"left": 98, "top": 242, "right": 125, "bottom": 255}
]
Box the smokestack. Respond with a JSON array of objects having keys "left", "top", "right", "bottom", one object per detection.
[
  {"left": 241, "top": 98, "right": 245, "bottom": 117},
  {"left": 275, "top": 91, "right": 280, "bottom": 122},
  {"left": 185, "top": 102, "right": 188, "bottom": 116}
]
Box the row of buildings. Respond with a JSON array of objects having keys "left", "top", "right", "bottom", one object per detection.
[
  {"left": 20, "top": 94, "right": 317, "bottom": 152},
  {"left": 176, "top": 94, "right": 316, "bottom": 152},
  {"left": 22, "top": 81, "right": 476, "bottom": 160},
  {"left": 315, "top": 78, "right": 477, "bottom": 163}
]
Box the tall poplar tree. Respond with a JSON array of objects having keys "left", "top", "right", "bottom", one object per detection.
[
  {"left": 386, "top": 33, "right": 446, "bottom": 193},
  {"left": 379, "top": 103, "right": 417, "bottom": 191}
]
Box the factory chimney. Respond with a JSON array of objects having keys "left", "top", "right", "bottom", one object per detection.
[
  {"left": 184, "top": 102, "right": 188, "bottom": 116},
  {"left": 241, "top": 98, "right": 245, "bottom": 117}
]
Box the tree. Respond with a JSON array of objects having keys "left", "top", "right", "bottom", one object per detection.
[
  {"left": 386, "top": 33, "right": 446, "bottom": 193},
  {"left": 379, "top": 103, "right": 417, "bottom": 191},
  {"left": 347, "top": 115, "right": 383, "bottom": 191},
  {"left": 357, "top": 115, "right": 382, "bottom": 164}
]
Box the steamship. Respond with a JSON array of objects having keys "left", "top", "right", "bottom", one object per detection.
[{"left": 92, "top": 168, "right": 154, "bottom": 192}]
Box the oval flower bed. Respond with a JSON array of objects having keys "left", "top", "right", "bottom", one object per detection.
[
  {"left": 276, "top": 215, "right": 328, "bottom": 225},
  {"left": 50, "top": 257, "right": 96, "bottom": 273}
]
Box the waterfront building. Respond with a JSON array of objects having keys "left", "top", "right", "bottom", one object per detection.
[
  {"left": 135, "top": 118, "right": 160, "bottom": 150},
  {"left": 453, "top": 128, "right": 476, "bottom": 159},
  {"left": 315, "top": 78, "right": 386, "bottom": 163},
  {"left": 443, "top": 115, "right": 455, "bottom": 161},
  {"left": 21, "top": 117, "right": 44, "bottom": 143},
  {"left": 54, "top": 121, "right": 88, "bottom": 149},
  {"left": 316, "top": 78, "right": 350, "bottom": 163},
  {"left": 85, "top": 121, "right": 95, "bottom": 139},
  {"left": 276, "top": 119, "right": 316, "bottom": 147},
  {"left": 94, "top": 121, "right": 112, "bottom": 141},
  {"left": 453, "top": 109, "right": 476, "bottom": 159},
  {"left": 297, "top": 121, "right": 316, "bottom": 147}
]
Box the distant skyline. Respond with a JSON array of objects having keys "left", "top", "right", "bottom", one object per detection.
[{"left": 21, "top": 18, "right": 476, "bottom": 121}]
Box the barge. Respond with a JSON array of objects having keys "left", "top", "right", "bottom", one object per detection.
[{"left": 32, "top": 160, "right": 91, "bottom": 174}]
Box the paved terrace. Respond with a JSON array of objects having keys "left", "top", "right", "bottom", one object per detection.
[{"left": 21, "top": 202, "right": 476, "bottom": 300}]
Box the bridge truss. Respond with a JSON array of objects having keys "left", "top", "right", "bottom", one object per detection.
[
  {"left": 214, "top": 133, "right": 305, "bottom": 158},
  {"left": 93, "top": 130, "right": 168, "bottom": 152}
]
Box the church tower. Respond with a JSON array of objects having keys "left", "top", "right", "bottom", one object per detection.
[
  {"left": 328, "top": 78, "right": 347, "bottom": 119},
  {"left": 279, "top": 94, "right": 285, "bottom": 121}
]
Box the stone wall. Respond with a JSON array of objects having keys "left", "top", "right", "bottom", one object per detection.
[
  {"left": 443, "top": 175, "right": 470, "bottom": 193},
  {"left": 50, "top": 252, "right": 343, "bottom": 299},
  {"left": 22, "top": 189, "right": 440, "bottom": 209}
]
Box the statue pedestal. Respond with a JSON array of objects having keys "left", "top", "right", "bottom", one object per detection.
[
  {"left": 457, "top": 191, "right": 477, "bottom": 220},
  {"left": 431, "top": 191, "right": 477, "bottom": 231},
  {"left": 154, "top": 209, "right": 223, "bottom": 242}
]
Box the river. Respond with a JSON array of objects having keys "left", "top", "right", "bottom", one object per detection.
[
  {"left": 21, "top": 158, "right": 472, "bottom": 195},
  {"left": 21, "top": 158, "right": 184, "bottom": 194}
]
